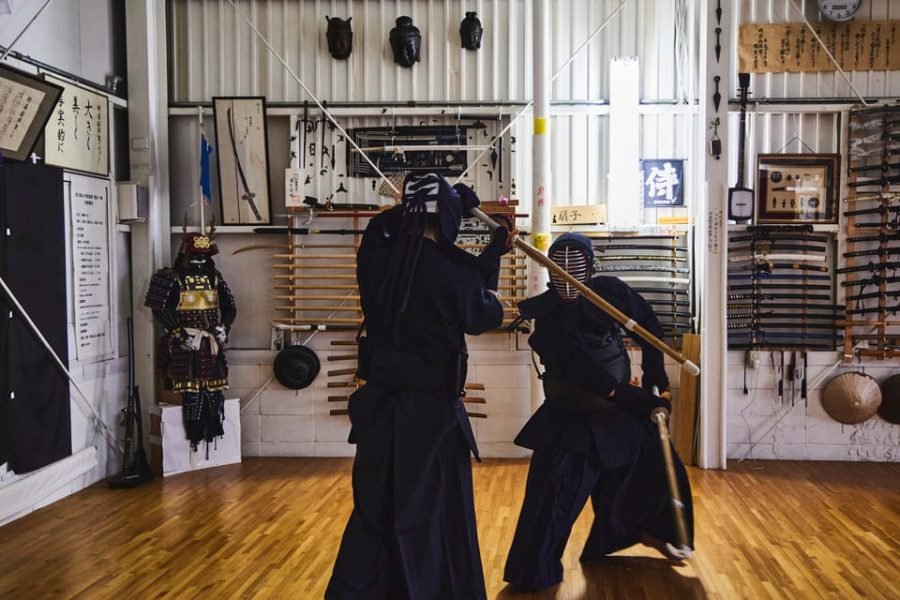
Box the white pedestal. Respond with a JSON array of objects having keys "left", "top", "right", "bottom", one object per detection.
[{"left": 149, "top": 398, "right": 241, "bottom": 477}]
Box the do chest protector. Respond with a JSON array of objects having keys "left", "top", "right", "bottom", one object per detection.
[{"left": 357, "top": 336, "right": 468, "bottom": 398}]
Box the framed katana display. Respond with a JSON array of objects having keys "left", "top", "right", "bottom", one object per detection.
[
  {"left": 0, "top": 64, "right": 62, "bottom": 162},
  {"left": 212, "top": 96, "right": 272, "bottom": 224},
  {"left": 756, "top": 154, "right": 839, "bottom": 224}
]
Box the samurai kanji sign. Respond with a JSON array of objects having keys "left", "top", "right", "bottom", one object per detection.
[{"left": 642, "top": 159, "right": 685, "bottom": 207}]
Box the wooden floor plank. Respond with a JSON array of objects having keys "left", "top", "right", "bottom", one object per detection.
[{"left": 0, "top": 458, "right": 898, "bottom": 599}]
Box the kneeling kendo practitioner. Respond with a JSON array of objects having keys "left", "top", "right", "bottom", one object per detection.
[
  {"left": 326, "top": 173, "right": 514, "bottom": 599},
  {"left": 504, "top": 232, "right": 694, "bottom": 591}
]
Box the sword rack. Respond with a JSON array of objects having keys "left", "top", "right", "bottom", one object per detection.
[
  {"left": 726, "top": 224, "right": 842, "bottom": 351},
  {"left": 842, "top": 106, "right": 900, "bottom": 360},
  {"left": 588, "top": 232, "right": 695, "bottom": 347},
  {"left": 271, "top": 203, "right": 526, "bottom": 418}
]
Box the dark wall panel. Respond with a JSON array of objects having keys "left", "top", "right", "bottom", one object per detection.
[{"left": 0, "top": 163, "right": 70, "bottom": 473}]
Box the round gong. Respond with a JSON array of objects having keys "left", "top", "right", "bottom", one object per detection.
[
  {"left": 878, "top": 373, "right": 900, "bottom": 425},
  {"left": 822, "top": 372, "right": 881, "bottom": 425}
]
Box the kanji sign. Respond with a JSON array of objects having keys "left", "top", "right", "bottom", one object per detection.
[{"left": 642, "top": 159, "right": 685, "bottom": 207}]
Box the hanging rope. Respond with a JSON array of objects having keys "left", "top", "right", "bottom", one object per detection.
[{"left": 0, "top": 0, "right": 58, "bottom": 61}]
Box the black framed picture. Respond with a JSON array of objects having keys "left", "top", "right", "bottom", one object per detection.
[
  {"left": 212, "top": 96, "right": 272, "bottom": 225},
  {"left": 0, "top": 64, "right": 62, "bottom": 161},
  {"left": 756, "top": 153, "right": 839, "bottom": 224}
]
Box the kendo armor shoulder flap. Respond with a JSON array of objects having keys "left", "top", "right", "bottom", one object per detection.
[{"left": 145, "top": 268, "right": 179, "bottom": 310}]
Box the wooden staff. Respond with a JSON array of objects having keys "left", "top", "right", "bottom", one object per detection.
[
  {"left": 274, "top": 274, "right": 357, "bottom": 280},
  {"left": 232, "top": 243, "right": 358, "bottom": 255},
  {"left": 273, "top": 253, "right": 357, "bottom": 260},
  {"left": 276, "top": 284, "right": 359, "bottom": 290},
  {"left": 275, "top": 305, "right": 362, "bottom": 313},
  {"left": 276, "top": 294, "right": 361, "bottom": 301},
  {"left": 273, "top": 264, "right": 357, "bottom": 270},
  {"left": 468, "top": 208, "right": 700, "bottom": 376},
  {"left": 652, "top": 404, "right": 693, "bottom": 560},
  {"left": 327, "top": 368, "right": 357, "bottom": 376},
  {"left": 274, "top": 317, "right": 363, "bottom": 325}
]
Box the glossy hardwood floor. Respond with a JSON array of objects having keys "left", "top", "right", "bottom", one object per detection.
[{"left": 1, "top": 458, "right": 898, "bottom": 599}]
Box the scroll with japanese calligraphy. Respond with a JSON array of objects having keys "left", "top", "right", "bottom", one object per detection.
[
  {"left": 0, "top": 64, "right": 61, "bottom": 161},
  {"left": 42, "top": 75, "right": 109, "bottom": 176},
  {"left": 739, "top": 20, "right": 900, "bottom": 74}
]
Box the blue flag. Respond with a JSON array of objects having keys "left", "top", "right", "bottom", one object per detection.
[{"left": 200, "top": 132, "right": 214, "bottom": 203}]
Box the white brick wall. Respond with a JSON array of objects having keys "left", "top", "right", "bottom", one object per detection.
[
  {"left": 229, "top": 334, "right": 704, "bottom": 460},
  {"left": 726, "top": 351, "right": 900, "bottom": 462}
]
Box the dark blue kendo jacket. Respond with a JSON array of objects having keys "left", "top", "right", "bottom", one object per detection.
[
  {"left": 514, "top": 275, "right": 670, "bottom": 469},
  {"left": 352, "top": 207, "right": 504, "bottom": 457}
]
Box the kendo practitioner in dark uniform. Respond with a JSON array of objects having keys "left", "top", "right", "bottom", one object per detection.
[
  {"left": 326, "top": 172, "right": 514, "bottom": 600},
  {"left": 503, "top": 232, "right": 694, "bottom": 591},
  {"left": 144, "top": 225, "right": 236, "bottom": 451}
]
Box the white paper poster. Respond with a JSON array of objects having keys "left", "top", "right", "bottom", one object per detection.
[{"left": 70, "top": 175, "right": 112, "bottom": 361}]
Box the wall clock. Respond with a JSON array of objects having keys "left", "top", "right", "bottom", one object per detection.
[{"left": 817, "top": 1, "right": 862, "bottom": 22}]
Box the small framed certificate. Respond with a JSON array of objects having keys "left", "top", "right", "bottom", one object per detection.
[{"left": 0, "top": 64, "right": 62, "bottom": 161}]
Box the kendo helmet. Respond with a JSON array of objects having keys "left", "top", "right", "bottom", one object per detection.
[
  {"left": 548, "top": 232, "right": 594, "bottom": 301},
  {"left": 401, "top": 171, "right": 463, "bottom": 244}
]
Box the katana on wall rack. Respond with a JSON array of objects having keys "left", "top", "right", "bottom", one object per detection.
[
  {"left": 729, "top": 292, "right": 831, "bottom": 301},
  {"left": 593, "top": 244, "right": 687, "bottom": 253},
  {"left": 836, "top": 261, "right": 900, "bottom": 274}
]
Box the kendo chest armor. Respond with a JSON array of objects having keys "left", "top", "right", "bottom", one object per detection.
[{"left": 176, "top": 273, "right": 221, "bottom": 329}]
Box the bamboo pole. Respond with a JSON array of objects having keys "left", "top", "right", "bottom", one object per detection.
[
  {"left": 652, "top": 406, "right": 693, "bottom": 558},
  {"left": 469, "top": 208, "right": 701, "bottom": 376}
]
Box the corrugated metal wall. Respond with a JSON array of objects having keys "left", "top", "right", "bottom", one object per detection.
[
  {"left": 168, "top": 0, "right": 692, "bottom": 103},
  {"left": 167, "top": 0, "right": 701, "bottom": 213}
]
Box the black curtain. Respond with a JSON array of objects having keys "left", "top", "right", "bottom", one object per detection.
[{"left": 0, "top": 162, "right": 70, "bottom": 473}]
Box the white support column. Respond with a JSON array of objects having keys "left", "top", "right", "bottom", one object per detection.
[
  {"left": 126, "top": 0, "right": 171, "bottom": 443},
  {"left": 607, "top": 57, "right": 641, "bottom": 227},
  {"left": 697, "top": 0, "right": 731, "bottom": 469},
  {"left": 529, "top": 0, "right": 552, "bottom": 411}
]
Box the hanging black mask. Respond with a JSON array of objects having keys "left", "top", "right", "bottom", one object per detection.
[
  {"left": 325, "top": 16, "right": 353, "bottom": 60},
  {"left": 460, "top": 11, "right": 483, "bottom": 50},
  {"left": 389, "top": 16, "right": 421, "bottom": 67}
]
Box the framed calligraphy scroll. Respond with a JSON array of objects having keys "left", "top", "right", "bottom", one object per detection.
[
  {"left": 213, "top": 96, "right": 272, "bottom": 225},
  {"left": 756, "top": 154, "right": 839, "bottom": 224},
  {"left": 42, "top": 75, "right": 109, "bottom": 176},
  {"left": 0, "top": 64, "right": 62, "bottom": 161},
  {"left": 739, "top": 21, "right": 900, "bottom": 74}
]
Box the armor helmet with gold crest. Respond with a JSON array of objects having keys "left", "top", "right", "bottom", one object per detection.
[{"left": 177, "top": 218, "right": 219, "bottom": 268}]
